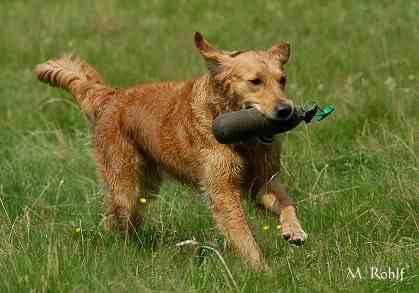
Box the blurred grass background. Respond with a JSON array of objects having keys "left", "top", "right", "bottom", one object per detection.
[{"left": 0, "top": 0, "right": 418, "bottom": 292}]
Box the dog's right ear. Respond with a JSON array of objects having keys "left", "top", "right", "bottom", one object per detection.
[
  {"left": 194, "top": 32, "right": 217, "bottom": 55},
  {"left": 194, "top": 32, "right": 226, "bottom": 74}
]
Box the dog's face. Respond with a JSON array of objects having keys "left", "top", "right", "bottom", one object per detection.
[{"left": 195, "top": 32, "right": 294, "bottom": 120}]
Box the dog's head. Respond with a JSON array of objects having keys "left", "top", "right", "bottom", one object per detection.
[{"left": 195, "top": 32, "right": 294, "bottom": 121}]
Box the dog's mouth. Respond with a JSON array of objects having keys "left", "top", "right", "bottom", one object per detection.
[{"left": 241, "top": 103, "right": 259, "bottom": 111}]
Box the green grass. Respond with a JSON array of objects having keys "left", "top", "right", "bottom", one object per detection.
[{"left": 1, "top": 0, "right": 418, "bottom": 292}]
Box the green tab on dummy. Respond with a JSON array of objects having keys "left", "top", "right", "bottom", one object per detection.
[{"left": 313, "top": 105, "right": 335, "bottom": 121}]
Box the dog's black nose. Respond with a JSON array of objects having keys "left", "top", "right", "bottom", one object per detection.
[{"left": 273, "top": 104, "right": 293, "bottom": 120}]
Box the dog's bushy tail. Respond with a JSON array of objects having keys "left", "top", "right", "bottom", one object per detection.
[{"left": 35, "top": 55, "right": 116, "bottom": 119}]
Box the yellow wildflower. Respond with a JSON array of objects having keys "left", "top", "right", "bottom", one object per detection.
[{"left": 139, "top": 197, "right": 147, "bottom": 204}]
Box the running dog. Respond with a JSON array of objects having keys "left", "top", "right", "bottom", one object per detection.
[{"left": 35, "top": 32, "right": 307, "bottom": 270}]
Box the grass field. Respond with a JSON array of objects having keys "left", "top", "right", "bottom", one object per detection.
[{"left": 1, "top": 1, "right": 418, "bottom": 292}]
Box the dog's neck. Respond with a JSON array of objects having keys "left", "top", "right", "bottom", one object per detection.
[
  {"left": 191, "top": 74, "right": 238, "bottom": 121},
  {"left": 189, "top": 74, "right": 277, "bottom": 150}
]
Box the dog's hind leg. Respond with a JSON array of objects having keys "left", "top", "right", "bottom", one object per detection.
[{"left": 92, "top": 127, "right": 148, "bottom": 238}]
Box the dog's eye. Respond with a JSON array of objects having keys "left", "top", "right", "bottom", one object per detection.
[
  {"left": 249, "top": 78, "right": 262, "bottom": 86},
  {"left": 279, "top": 75, "right": 287, "bottom": 87}
]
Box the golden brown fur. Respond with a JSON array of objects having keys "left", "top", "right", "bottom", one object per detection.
[{"left": 35, "top": 32, "right": 307, "bottom": 270}]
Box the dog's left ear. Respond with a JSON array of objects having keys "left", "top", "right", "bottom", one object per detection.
[{"left": 269, "top": 43, "right": 290, "bottom": 65}]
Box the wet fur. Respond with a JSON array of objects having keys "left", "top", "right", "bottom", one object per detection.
[{"left": 34, "top": 33, "right": 307, "bottom": 270}]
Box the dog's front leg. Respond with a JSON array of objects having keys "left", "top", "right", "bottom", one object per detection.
[
  {"left": 249, "top": 144, "right": 307, "bottom": 245},
  {"left": 202, "top": 151, "right": 265, "bottom": 270},
  {"left": 258, "top": 179, "right": 307, "bottom": 245},
  {"left": 209, "top": 184, "right": 265, "bottom": 270}
]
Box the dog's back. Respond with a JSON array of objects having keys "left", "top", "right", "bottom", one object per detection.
[
  {"left": 117, "top": 77, "right": 213, "bottom": 183},
  {"left": 35, "top": 55, "right": 213, "bottom": 183}
]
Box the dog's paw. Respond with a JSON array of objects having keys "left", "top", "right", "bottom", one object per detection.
[
  {"left": 104, "top": 207, "right": 140, "bottom": 235},
  {"left": 280, "top": 217, "right": 308, "bottom": 246}
]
